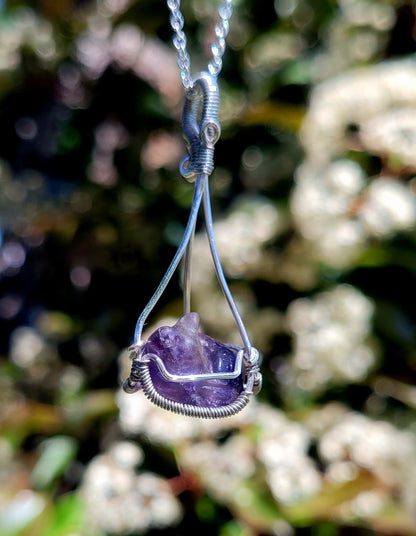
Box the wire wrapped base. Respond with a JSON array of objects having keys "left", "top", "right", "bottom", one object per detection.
[
  {"left": 123, "top": 313, "right": 262, "bottom": 419},
  {"left": 137, "top": 359, "right": 251, "bottom": 418},
  {"left": 130, "top": 354, "right": 255, "bottom": 418}
]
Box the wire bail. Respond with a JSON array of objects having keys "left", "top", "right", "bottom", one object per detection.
[{"left": 180, "top": 72, "right": 221, "bottom": 182}]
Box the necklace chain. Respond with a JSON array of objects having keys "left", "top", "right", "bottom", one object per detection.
[{"left": 167, "top": 0, "right": 233, "bottom": 89}]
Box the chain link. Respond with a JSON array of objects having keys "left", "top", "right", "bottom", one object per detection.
[{"left": 167, "top": 0, "right": 233, "bottom": 89}]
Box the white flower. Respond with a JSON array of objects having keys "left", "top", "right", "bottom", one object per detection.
[
  {"left": 302, "top": 59, "right": 416, "bottom": 164},
  {"left": 319, "top": 412, "right": 416, "bottom": 491},
  {"left": 284, "top": 285, "right": 376, "bottom": 392},
  {"left": 80, "top": 442, "right": 182, "bottom": 534},
  {"left": 178, "top": 435, "right": 256, "bottom": 503},
  {"left": 256, "top": 405, "right": 322, "bottom": 504},
  {"left": 360, "top": 108, "right": 416, "bottom": 170},
  {"left": 359, "top": 177, "right": 416, "bottom": 237},
  {"left": 291, "top": 160, "right": 367, "bottom": 268}
]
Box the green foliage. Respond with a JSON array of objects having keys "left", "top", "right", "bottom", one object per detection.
[
  {"left": 1, "top": 0, "right": 416, "bottom": 535},
  {"left": 31, "top": 436, "right": 78, "bottom": 490}
]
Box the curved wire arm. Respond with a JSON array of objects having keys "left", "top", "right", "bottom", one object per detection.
[
  {"left": 133, "top": 173, "right": 206, "bottom": 344},
  {"left": 181, "top": 219, "right": 195, "bottom": 315},
  {"left": 133, "top": 171, "right": 253, "bottom": 355},
  {"left": 133, "top": 71, "right": 252, "bottom": 358},
  {"left": 202, "top": 179, "right": 252, "bottom": 354}
]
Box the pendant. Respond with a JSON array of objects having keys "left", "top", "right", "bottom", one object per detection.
[
  {"left": 124, "top": 313, "right": 261, "bottom": 418},
  {"left": 123, "top": 72, "right": 262, "bottom": 418}
]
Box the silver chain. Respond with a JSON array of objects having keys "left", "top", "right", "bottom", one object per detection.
[{"left": 167, "top": 0, "right": 233, "bottom": 89}]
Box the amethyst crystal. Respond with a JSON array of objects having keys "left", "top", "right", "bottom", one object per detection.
[{"left": 143, "top": 313, "right": 244, "bottom": 407}]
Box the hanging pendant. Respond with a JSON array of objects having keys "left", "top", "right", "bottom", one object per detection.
[
  {"left": 123, "top": 72, "right": 262, "bottom": 418},
  {"left": 124, "top": 313, "right": 261, "bottom": 418}
]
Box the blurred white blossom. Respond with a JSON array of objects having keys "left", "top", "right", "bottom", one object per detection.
[
  {"left": 192, "top": 195, "right": 283, "bottom": 282},
  {"left": 9, "top": 326, "right": 57, "bottom": 381},
  {"left": 319, "top": 411, "right": 416, "bottom": 516},
  {"left": 0, "top": 7, "right": 59, "bottom": 71},
  {"left": 179, "top": 435, "right": 256, "bottom": 503},
  {"left": 293, "top": 59, "right": 416, "bottom": 267},
  {"left": 301, "top": 59, "right": 416, "bottom": 165},
  {"left": 81, "top": 441, "right": 182, "bottom": 534},
  {"left": 311, "top": 0, "right": 395, "bottom": 82},
  {"left": 282, "top": 285, "right": 377, "bottom": 392},
  {"left": 360, "top": 108, "right": 416, "bottom": 171},
  {"left": 359, "top": 177, "right": 416, "bottom": 237},
  {"left": 291, "top": 160, "right": 367, "bottom": 268},
  {"left": 176, "top": 404, "right": 321, "bottom": 507},
  {"left": 256, "top": 405, "right": 321, "bottom": 504}
]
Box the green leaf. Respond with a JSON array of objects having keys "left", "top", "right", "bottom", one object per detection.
[
  {"left": 229, "top": 480, "right": 283, "bottom": 531},
  {"left": 195, "top": 495, "right": 217, "bottom": 522},
  {"left": 42, "top": 493, "right": 87, "bottom": 536},
  {"left": 220, "top": 519, "right": 252, "bottom": 536},
  {"left": 31, "top": 436, "right": 78, "bottom": 490}
]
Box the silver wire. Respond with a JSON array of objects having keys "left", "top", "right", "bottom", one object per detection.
[
  {"left": 132, "top": 172, "right": 252, "bottom": 355},
  {"left": 134, "top": 174, "right": 206, "bottom": 344},
  {"left": 125, "top": 0, "right": 262, "bottom": 417},
  {"left": 182, "top": 220, "right": 195, "bottom": 314},
  {"left": 202, "top": 178, "right": 252, "bottom": 354},
  {"left": 140, "top": 349, "right": 243, "bottom": 382},
  {"left": 137, "top": 356, "right": 251, "bottom": 418}
]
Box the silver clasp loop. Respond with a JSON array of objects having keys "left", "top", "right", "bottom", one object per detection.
[{"left": 180, "top": 72, "right": 221, "bottom": 182}]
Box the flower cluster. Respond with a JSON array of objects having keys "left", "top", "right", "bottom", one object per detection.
[
  {"left": 0, "top": 7, "right": 59, "bottom": 71},
  {"left": 179, "top": 434, "right": 256, "bottom": 504},
  {"left": 256, "top": 405, "right": 322, "bottom": 505},
  {"left": 318, "top": 411, "right": 416, "bottom": 517},
  {"left": 80, "top": 441, "right": 182, "bottom": 534},
  {"left": 291, "top": 58, "right": 416, "bottom": 268},
  {"left": 311, "top": 0, "right": 395, "bottom": 81},
  {"left": 281, "top": 285, "right": 377, "bottom": 393},
  {"left": 301, "top": 58, "right": 416, "bottom": 165}
]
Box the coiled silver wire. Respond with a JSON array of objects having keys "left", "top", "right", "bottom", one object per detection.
[{"left": 136, "top": 359, "right": 250, "bottom": 418}]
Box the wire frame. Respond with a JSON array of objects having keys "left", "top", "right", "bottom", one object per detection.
[
  {"left": 124, "top": 345, "right": 261, "bottom": 418},
  {"left": 123, "top": 72, "right": 262, "bottom": 418}
]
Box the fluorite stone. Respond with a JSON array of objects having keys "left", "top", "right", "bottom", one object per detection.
[{"left": 143, "top": 313, "right": 244, "bottom": 407}]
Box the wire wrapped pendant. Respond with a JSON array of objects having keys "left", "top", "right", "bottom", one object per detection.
[{"left": 123, "top": 72, "right": 262, "bottom": 418}]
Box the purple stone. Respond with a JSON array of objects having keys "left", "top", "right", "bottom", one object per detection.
[{"left": 143, "top": 313, "right": 243, "bottom": 407}]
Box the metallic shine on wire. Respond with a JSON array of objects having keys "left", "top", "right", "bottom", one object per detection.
[{"left": 123, "top": 2, "right": 262, "bottom": 418}]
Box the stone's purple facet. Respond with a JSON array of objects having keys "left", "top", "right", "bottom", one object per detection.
[{"left": 143, "top": 313, "right": 243, "bottom": 407}]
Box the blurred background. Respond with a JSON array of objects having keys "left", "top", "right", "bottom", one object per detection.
[{"left": 1, "top": 0, "right": 416, "bottom": 534}]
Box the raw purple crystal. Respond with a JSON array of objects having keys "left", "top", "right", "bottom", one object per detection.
[{"left": 143, "top": 313, "right": 244, "bottom": 407}]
